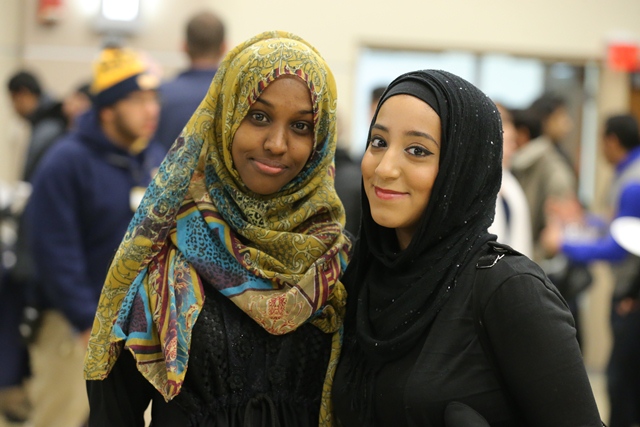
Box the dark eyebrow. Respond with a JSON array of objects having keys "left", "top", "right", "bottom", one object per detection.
[
  {"left": 372, "top": 123, "right": 440, "bottom": 147},
  {"left": 254, "top": 98, "right": 314, "bottom": 115}
]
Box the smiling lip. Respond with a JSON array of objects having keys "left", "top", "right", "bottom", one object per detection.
[
  {"left": 374, "top": 186, "right": 407, "bottom": 200},
  {"left": 252, "top": 158, "right": 287, "bottom": 175}
]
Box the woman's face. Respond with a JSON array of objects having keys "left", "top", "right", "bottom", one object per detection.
[
  {"left": 232, "top": 75, "right": 314, "bottom": 195},
  {"left": 361, "top": 94, "right": 441, "bottom": 249}
]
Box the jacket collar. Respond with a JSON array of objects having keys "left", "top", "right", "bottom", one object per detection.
[{"left": 510, "top": 135, "right": 553, "bottom": 172}]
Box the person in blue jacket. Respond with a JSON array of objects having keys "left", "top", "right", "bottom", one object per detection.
[
  {"left": 544, "top": 113, "right": 640, "bottom": 427},
  {"left": 23, "top": 46, "right": 165, "bottom": 427},
  {"left": 154, "top": 10, "right": 226, "bottom": 151}
]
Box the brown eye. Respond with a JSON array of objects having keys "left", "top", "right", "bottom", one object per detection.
[
  {"left": 295, "top": 122, "right": 309, "bottom": 129},
  {"left": 369, "top": 137, "right": 386, "bottom": 148},
  {"left": 250, "top": 112, "right": 268, "bottom": 122},
  {"left": 406, "top": 146, "right": 431, "bottom": 157}
]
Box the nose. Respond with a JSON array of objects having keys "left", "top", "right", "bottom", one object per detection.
[
  {"left": 147, "top": 99, "right": 160, "bottom": 119},
  {"left": 140, "top": 93, "right": 160, "bottom": 118},
  {"left": 263, "top": 126, "right": 287, "bottom": 155},
  {"left": 145, "top": 102, "right": 160, "bottom": 132},
  {"left": 374, "top": 148, "right": 401, "bottom": 180}
]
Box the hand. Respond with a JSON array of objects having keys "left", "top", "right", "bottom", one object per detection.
[
  {"left": 616, "top": 298, "right": 639, "bottom": 316},
  {"left": 546, "top": 196, "right": 585, "bottom": 225},
  {"left": 540, "top": 218, "right": 564, "bottom": 256}
]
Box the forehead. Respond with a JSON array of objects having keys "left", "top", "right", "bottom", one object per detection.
[
  {"left": 255, "top": 75, "right": 310, "bottom": 101},
  {"left": 377, "top": 95, "right": 440, "bottom": 127},
  {"left": 246, "top": 68, "right": 314, "bottom": 105}
]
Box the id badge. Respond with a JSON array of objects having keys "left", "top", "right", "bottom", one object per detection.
[{"left": 130, "top": 186, "right": 146, "bottom": 212}]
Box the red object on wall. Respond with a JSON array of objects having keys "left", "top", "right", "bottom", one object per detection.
[
  {"left": 37, "top": 0, "right": 63, "bottom": 26},
  {"left": 607, "top": 42, "right": 640, "bottom": 72}
]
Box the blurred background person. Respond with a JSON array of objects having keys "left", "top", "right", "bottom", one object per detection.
[
  {"left": 529, "top": 93, "right": 576, "bottom": 172},
  {"left": 6, "top": 71, "right": 67, "bottom": 183},
  {"left": 511, "top": 107, "right": 543, "bottom": 150},
  {"left": 543, "top": 114, "right": 640, "bottom": 427},
  {"left": 609, "top": 215, "right": 640, "bottom": 323},
  {"left": 61, "top": 82, "right": 92, "bottom": 131},
  {"left": 334, "top": 85, "right": 388, "bottom": 237},
  {"left": 511, "top": 94, "right": 577, "bottom": 261},
  {"left": 533, "top": 93, "right": 594, "bottom": 342},
  {"left": 23, "top": 46, "right": 165, "bottom": 427},
  {"left": 154, "top": 10, "right": 226, "bottom": 151},
  {"left": 368, "top": 85, "right": 386, "bottom": 122},
  {"left": 489, "top": 103, "right": 533, "bottom": 257},
  {"left": 335, "top": 85, "right": 389, "bottom": 236},
  {"left": 334, "top": 113, "right": 362, "bottom": 237},
  {"left": 510, "top": 93, "right": 591, "bottom": 346},
  {"left": 0, "top": 70, "right": 68, "bottom": 426}
]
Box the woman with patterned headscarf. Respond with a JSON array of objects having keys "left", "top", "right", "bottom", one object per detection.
[
  {"left": 332, "top": 70, "right": 602, "bottom": 426},
  {"left": 84, "top": 31, "right": 351, "bottom": 427}
]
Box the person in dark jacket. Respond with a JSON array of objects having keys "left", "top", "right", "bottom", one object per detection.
[
  {"left": 0, "top": 71, "right": 68, "bottom": 424},
  {"left": 154, "top": 10, "right": 226, "bottom": 151},
  {"left": 7, "top": 71, "right": 68, "bottom": 182},
  {"left": 332, "top": 69, "right": 602, "bottom": 426},
  {"left": 24, "top": 46, "right": 165, "bottom": 427}
]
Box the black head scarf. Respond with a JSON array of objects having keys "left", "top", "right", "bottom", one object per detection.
[{"left": 340, "top": 70, "right": 503, "bottom": 420}]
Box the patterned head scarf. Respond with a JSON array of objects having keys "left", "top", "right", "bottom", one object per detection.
[{"left": 84, "top": 31, "right": 351, "bottom": 408}]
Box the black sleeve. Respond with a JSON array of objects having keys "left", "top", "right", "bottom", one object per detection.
[
  {"left": 623, "top": 268, "right": 640, "bottom": 300},
  {"left": 87, "top": 351, "right": 155, "bottom": 427},
  {"left": 482, "top": 273, "right": 602, "bottom": 426}
]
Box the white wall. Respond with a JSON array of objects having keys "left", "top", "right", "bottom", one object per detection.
[{"left": 0, "top": 0, "right": 26, "bottom": 183}]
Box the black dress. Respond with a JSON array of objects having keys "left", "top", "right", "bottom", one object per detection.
[
  {"left": 332, "top": 251, "right": 602, "bottom": 427},
  {"left": 87, "top": 279, "right": 332, "bottom": 427}
]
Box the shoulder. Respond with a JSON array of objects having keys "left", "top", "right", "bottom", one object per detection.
[
  {"left": 618, "top": 183, "right": 640, "bottom": 217},
  {"left": 36, "top": 134, "right": 91, "bottom": 176},
  {"left": 159, "top": 71, "right": 211, "bottom": 93},
  {"left": 620, "top": 156, "right": 640, "bottom": 179},
  {"left": 477, "top": 242, "right": 544, "bottom": 277},
  {"left": 486, "top": 252, "right": 545, "bottom": 282},
  {"left": 44, "top": 133, "right": 90, "bottom": 159},
  {"left": 157, "top": 77, "right": 186, "bottom": 101},
  {"left": 144, "top": 141, "right": 167, "bottom": 162},
  {"left": 511, "top": 137, "right": 548, "bottom": 168},
  {"left": 159, "top": 71, "right": 208, "bottom": 94},
  {"left": 158, "top": 78, "right": 178, "bottom": 92},
  {"left": 32, "top": 116, "right": 65, "bottom": 137},
  {"left": 620, "top": 181, "right": 640, "bottom": 199},
  {"left": 472, "top": 242, "right": 559, "bottom": 307}
]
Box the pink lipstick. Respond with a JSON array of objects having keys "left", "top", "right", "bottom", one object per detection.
[
  {"left": 252, "top": 158, "right": 287, "bottom": 175},
  {"left": 374, "top": 186, "right": 407, "bottom": 200}
]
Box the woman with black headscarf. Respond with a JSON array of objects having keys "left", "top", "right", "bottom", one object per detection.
[{"left": 332, "top": 70, "right": 602, "bottom": 426}]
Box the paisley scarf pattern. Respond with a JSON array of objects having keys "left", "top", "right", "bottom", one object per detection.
[{"left": 84, "top": 31, "right": 350, "bottom": 422}]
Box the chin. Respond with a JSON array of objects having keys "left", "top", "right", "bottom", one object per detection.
[{"left": 369, "top": 212, "right": 400, "bottom": 229}]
